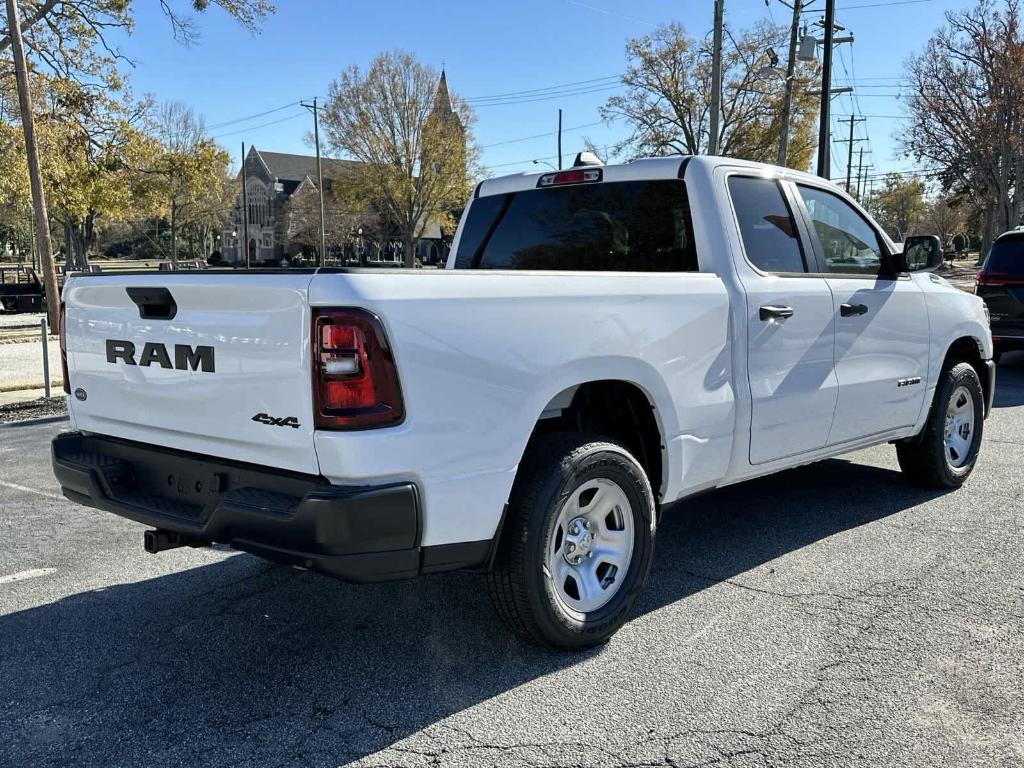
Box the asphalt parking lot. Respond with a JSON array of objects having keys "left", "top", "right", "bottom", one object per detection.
[{"left": 2, "top": 365, "right": 1023, "bottom": 768}]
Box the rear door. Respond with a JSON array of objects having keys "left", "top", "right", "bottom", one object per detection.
[
  {"left": 63, "top": 272, "right": 319, "bottom": 474},
  {"left": 727, "top": 175, "right": 839, "bottom": 464},
  {"left": 791, "top": 183, "right": 929, "bottom": 445}
]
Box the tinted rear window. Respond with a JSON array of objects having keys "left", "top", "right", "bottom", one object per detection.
[
  {"left": 452, "top": 180, "right": 698, "bottom": 271},
  {"left": 984, "top": 237, "right": 1024, "bottom": 276},
  {"left": 728, "top": 176, "right": 806, "bottom": 273}
]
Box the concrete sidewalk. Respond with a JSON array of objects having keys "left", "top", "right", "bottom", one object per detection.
[
  {"left": 0, "top": 386, "right": 61, "bottom": 406},
  {"left": 0, "top": 339, "right": 62, "bottom": 392}
]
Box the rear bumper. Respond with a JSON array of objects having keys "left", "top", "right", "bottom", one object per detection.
[
  {"left": 51, "top": 432, "right": 489, "bottom": 582},
  {"left": 992, "top": 332, "right": 1024, "bottom": 349}
]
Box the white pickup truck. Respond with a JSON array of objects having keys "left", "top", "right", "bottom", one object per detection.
[{"left": 52, "top": 155, "right": 994, "bottom": 648}]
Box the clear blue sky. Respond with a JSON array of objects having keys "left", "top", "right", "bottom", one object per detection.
[{"left": 110, "top": 0, "right": 972, "bottom": 184}]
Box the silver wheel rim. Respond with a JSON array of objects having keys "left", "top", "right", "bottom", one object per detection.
[
  {"left": 544, "top": 478, "right": 635, "bottom": 615},
  {"left": 944, "top": 385, "right": 976, "bottom": 469}
]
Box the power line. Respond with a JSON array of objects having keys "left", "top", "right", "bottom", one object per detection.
[
  {"left": 564, "top": 0, "right": 656, "bottom": 27},
  {"left": 206, "top": 101, "right": 303, "bottom": 130},
  {"left": 212, "top": 112, "right": 306, "bottom": 140},
  {"left": 481, "top": 121, "right": 604, "bottom": 148},
  {"left": 802, "top": 0, "right": 931, "bottom": 10},
  {"left": 465, "top": 76, "right": 619, "bottom": 101},
  {"left": 488, "top": 151, "right": 565, "bottom": 170},
  {"left": 836, "top": 0, "right": 932, "bottom": 8},
  {"left": 469, "top": 83, "right": 623, "bottom": 107}
]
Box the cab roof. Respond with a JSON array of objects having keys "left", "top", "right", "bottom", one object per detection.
[{"left": 476, "top": 155, "right": 838, "bottom": 198}]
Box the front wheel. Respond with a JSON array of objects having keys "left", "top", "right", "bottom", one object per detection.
[
  {"left": 896, "top": 362, "right": 984, "bottom": 488},
  {"left": 485, "top": 433, "right": 656, "bottom": 649}
]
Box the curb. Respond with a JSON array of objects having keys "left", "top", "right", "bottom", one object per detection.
[{"left": 0, "top": 415, "right": 70, "bottom": 428}]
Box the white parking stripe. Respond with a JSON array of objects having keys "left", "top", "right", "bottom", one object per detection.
[
  {"left": 0, "top": 480, "right": 62, "bottom": 502},
  {"left": 0, "top": 568, "right": 56, "bottom": 585}
]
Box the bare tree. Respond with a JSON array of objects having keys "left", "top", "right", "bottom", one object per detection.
[
  {"left": 600, "top": 21, "right": 819, "bottom": 168},
  {"left": 904, "top": 0, "right": 1024, "bottom": 256},
  {"left": 148, "top": 100, "right": 230, "bottom": 261},
  {"left": 917, "top": 194, "right": 966, "bottom": 248},
  {"left": 281, "top": 178, "right": 376, "bottom": 263},
  {"left": 321, "top": 52, "right": 478, "bottom": 267},
  {"left": 155, "top": 100, "right": 206, "bottom": 153}
]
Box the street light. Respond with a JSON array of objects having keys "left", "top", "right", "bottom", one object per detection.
[{"left": 532, "top": 159, "right": 557, "bottom": 170}]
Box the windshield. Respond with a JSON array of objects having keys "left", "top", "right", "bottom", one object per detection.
[
  {"left": 452, "top": 180, "right": 698, "bottom": 272},
  {"left": 983, "top": 236, "right": 1024, "bottom": 276}
]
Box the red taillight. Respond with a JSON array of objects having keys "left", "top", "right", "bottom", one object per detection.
[
  {"left": 976, "top": 271, "right": 1008, "bottom": 287},
  {"left": 537, "top": 168, "right": 602, "bottom": 187},
  {"left": 59, "top": 300, "right": 69, "bottom": 394},
  {"left": 312, "top": 308, "right": 404, "bottom": 430}
]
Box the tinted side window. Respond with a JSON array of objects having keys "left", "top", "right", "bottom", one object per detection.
[
  {"left": 797, "top": 185, "right": 883, "bottom": 275},
  {"left": 452, "top": 194, "right": 508, "bottom": 269},
  {"left": 453, "top": 180, "right": 698, "bottom": 272},
  {"left": 727, "top": 176, "right": 806, "bottom": 273}
]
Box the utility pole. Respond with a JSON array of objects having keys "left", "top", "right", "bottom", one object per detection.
[
  {"left": 6, "top": 0, "right": 58, "bottom": 329},
  {"left": 778, "top": 0, "right": 802, "bottom": 167},
  {"left": 709, "top": 0, "right": 724, "bottom": 155},
  {"left": 557, "top": 108, "right": 563, "bottom": 170},
  {"left": 301, "top": 98, "right": 327, "bottom": 267},
  {"left": 815, "top": 0, "right": 836, "bottom": 178},
  {"left": 855, "top": 147, "right": 865, "bottom": 200},
  {"left": 838, "top": 115, "right": 865, "bottom": 193},
  {"left": 241, "top": 143, "right": 250, "bottom": 269}
]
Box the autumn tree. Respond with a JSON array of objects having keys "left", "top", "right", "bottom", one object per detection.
[
  {"left": 321, "top": 52, "right": 478, "bottom": 267},
  {"left": 0, "top": 71, "right": 163, "bottom": 268},
  {"left": 904, "top": 0, "right": 1024, "bottom": 256},
  {"left": 1, "top": 0, "right": 274, "bottom": 274},
  {"left": 868, "top": 173, "right": 926, "bottom": 241},
  {"left": 600, "top": 21, "right": 819, "bottom": 168}
]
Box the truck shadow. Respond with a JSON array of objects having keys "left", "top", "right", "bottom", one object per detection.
[{"left": 0, "top": 457, "right": 945, "bottom": 767}]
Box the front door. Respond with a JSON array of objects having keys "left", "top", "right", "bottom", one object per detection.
[
  {"left": 793, "top": 184, "right": 929, "bottom": 445},
  {"left": 728, "top": 175, "right": 839, "bottom": 464}
]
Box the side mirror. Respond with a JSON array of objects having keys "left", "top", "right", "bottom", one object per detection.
[{"left": 902, "top": 235, "right": 944, "bottom": 272}]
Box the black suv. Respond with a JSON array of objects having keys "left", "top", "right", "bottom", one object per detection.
[{"left": 976, "top": 229, "right": 1024, "bottom": 362}]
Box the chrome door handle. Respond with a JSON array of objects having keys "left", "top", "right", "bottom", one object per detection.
[
  {"left": 759, "top": 305, "right": 795, "bottom": 321},
  {"left": 840, "top": 303, "right": 868, "bottom": 317}
]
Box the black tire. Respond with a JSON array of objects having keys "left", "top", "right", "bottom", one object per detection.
[
  {"left": 485, "top": 432, "right": 656, "bottom": 649},
  {"left": 896, "top": 362, "right": 984, "bottom": 488}
]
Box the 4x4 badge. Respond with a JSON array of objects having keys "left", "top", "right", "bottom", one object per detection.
[{"left": 252, "top": 413, "right": 301, "bottom": 429}]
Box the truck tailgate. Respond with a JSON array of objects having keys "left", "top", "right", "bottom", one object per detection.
[{"left": 63, "top": 273, "right": 319, "bottom": 474}]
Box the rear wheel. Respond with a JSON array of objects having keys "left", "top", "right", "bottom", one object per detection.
[
  {"left": 896, "top": 362, "right": 984, "bottom": 488},
  {"left": 485, "top": 432, "right": 656, "bottom": 649}
]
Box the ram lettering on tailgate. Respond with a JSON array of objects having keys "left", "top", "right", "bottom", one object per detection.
[{"left": 105, "top": 339, "right": 215, "bottom": 372}]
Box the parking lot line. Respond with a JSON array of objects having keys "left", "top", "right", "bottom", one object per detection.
[
  {"left": 0, "top": 568, "right": 56, "bottom": 585},
  {"left": 0, "top": 480, "right": 62, "bottom": 502}
]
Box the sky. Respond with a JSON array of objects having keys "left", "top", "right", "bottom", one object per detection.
[{"left": 107, "top": 0, "right": 973, "bottom": 185}]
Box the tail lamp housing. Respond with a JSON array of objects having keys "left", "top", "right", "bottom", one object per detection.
[
  {"left": 59, "top": 300, "right": 70, "bottom": 394},
  {"left": 975, "top": 271, "right": 1024, "bottom": 288},
  {"left": 312, "top": 308, "right": 404, "bottom": 430}
]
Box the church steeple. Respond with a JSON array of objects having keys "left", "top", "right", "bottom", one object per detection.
[{"left": 433, "top": 68, "right": 454, "bottom": 116}]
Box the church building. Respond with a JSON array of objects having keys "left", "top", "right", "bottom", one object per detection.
[{"left": 220, "top": 71, "right": 463, "bottom": 267}]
